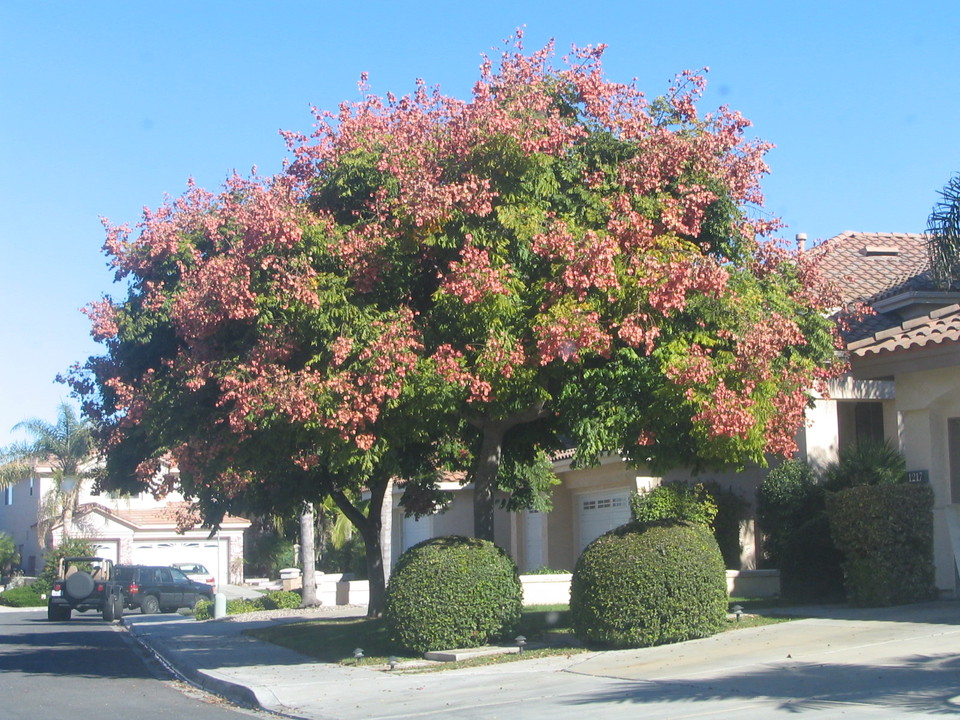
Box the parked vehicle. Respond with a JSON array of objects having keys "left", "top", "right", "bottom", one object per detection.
[
  {"left": 114, "top": 564, "right": 214, "bottom": 614},
  {"left": 47, "top": 556, "right": 124, "bottom": 621},
  {"left": 171, "top": 562, "right": 216, "bottom": 587}
]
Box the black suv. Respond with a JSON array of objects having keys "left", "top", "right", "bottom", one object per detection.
[
  {"left": 114, "top": 565, "right": 214, "bottom": 614},
  {"left": 47, "top": 556, "right": 124, "bottom": 621}
]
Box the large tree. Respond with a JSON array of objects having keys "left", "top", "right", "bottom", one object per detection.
[{"left": 71, "top": 35, "right": 842, "bottom": 597}]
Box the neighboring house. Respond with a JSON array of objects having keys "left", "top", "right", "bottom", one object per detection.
[
  {"left": 0, "top": 459, "right": 250, "bottom": 585},
  {"left": 815, "top": 231, "right": 960, "bottom": 598},
  {"left": 385, "top": 231, "right": 960, "bottom": 599}
]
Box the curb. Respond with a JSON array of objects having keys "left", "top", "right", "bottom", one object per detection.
[{"left": 122, "top": 620, "right": 274, "bottom": 713}]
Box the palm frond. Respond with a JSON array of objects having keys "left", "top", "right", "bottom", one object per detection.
[{"left": 927, "top": 174, "right": 960, "bottom": 290}]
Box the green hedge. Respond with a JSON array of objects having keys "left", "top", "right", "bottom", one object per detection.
[
  {"left": 825, "top": 483, "right": 937, "bottom": 607},
  {"left": 0, "top": 584, "right": 46, "bottom": 607},
  {"left": 384, "top": 536, "right": 523, "bottom": 654},
  {"left": 570, "top": 521, "right": 727, "bottom": 648}
]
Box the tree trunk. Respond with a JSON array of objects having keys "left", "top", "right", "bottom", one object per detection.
[
  {"left": 299, "top": 503, "right": 319, "bottom": 607},
  {"left": 472, "top": 424, "right": 506, "bottom": 542},
  {"left": 331, "top": 481, "right": 388, "bottom": 618}
]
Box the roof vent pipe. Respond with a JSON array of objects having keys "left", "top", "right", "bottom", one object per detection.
[{"left": 796, "top": 233, "right": 807, "bottom": 252}]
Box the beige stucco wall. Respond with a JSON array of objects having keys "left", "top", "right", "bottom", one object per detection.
[{"left": 892, "top": 367, "right": 960, "bottom": 595}]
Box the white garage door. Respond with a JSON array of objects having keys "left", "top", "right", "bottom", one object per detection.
[
  {"left": 401, "top": 514, "right": 434, "bottom": 555},
  {"left": 132, "top": 540, "right": 226, "bottom": 586},
  {"left": 91, "top": 541, "right": 119, "bottom": 565},
  {"left": 578, "top": 490, "right": 631, "bottom": 553}
]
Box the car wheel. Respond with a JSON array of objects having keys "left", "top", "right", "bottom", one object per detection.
[
  {"left": 140, "top": 595, "right": 160, "bottom": 614},
  {"left": 103, "top": 597, "right": 115, "bottom": 621},
  {"left": 114, "top": 596, "right": 124, "bottom": 619}
]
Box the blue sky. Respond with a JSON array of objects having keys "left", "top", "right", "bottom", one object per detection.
[{"left": 1, "top": 1, "right": 958, "bottom": 445}]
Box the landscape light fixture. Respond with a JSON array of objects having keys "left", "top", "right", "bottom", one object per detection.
[
  {"left": 732, "top": 605, "right": 744, "bottom": 622},
  {"left": 353, "top": 647, "right": 364, "bottom": 665},
  {"left": 515, "top": 635, "right": 527, "bottom": 653},
  {"left": 388, "top": 656, "right": 399, "bottom": 671}
]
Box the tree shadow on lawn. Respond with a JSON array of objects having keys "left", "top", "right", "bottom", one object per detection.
[{"left": 564, "top": 653, "right": 960, "bottom": 715}]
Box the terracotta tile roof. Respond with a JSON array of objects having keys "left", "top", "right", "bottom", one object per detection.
[
  {"left": 847, "top": 304, "right": 960, "bottom": 357},
  {"left": 811, "top": 231, "right": 935, "bottom": 306},
  {"left": 75, "top": 501, "right": 250, "bottom": 529}
]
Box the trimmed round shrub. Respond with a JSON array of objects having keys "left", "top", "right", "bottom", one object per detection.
[
  {"left": 571, "top": 521, "right": 727, "bottom": 648},
  {"left": 385, "top": 535, "right": 523, "bottom": 654}
]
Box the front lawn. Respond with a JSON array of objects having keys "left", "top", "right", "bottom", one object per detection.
[{"left": 246, "top": 602, "right": 791, "bottom": 669}]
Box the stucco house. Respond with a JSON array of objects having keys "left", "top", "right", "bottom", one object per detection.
[
  {"left": 815, "top": 231, "right": 960, "bottom": 597},
  {"left": 0, "top": 459, "right": 250, "bottom": 586},
  {"left": 385, "top": 231, "right": 960, "bottom": 599}
]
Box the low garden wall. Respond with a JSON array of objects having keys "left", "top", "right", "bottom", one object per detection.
[
  {"left": 726, "top": 569, "right": 780, "bottom": 597},
  {"left": 270, "top": 568, "right": 780, "bottom": 606}
]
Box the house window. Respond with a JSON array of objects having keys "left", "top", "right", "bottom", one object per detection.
[
  {"left": 29, "top": 477, "right": 33, "bottom": 496},
  {"left": 854, "top": 402, "right": 885, "bottom": 445},
  {"left": 838, "top": 401, "right": 885, "bottom": 451},
  {"left": 4, "top": 486, "right": 12, "bottom": 505}
]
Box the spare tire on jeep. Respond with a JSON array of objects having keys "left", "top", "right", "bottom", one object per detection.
[{"left": 65, "top": 571, "right": 95, "bottom": 600}]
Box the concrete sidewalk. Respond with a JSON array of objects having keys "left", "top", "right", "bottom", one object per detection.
[{"left": 122, "top": 600, "right": 960, "bottom": 719}]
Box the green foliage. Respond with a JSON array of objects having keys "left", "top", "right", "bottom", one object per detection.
[
  {"left": 570, "top": 521, "right": 727, "bottom": 648},
  {"left": 0, "top": 583, "right": 46, "bottom": 607},
  {"left": 756, "top": 460, "right": 844, "bottom": 601},
  {"left": 524, "top": 566, "right": 571, "bottom": 575},
  {"left": 0, "top": 531, "right": 19, "bottom": 573},
  {"left": 632, "top": 481, "right": 749, "bottom": 570},
  {"left": 700, "top": 481, "right": 751, "bottom": 570},
  {"left": 194, "top": 599, "right": 213, "bottom": 620},
  {"left": 226, "top": 598, "right": 261, "bottom": 615},
  {"left": 33, "top": 538, "right": 96, "bottom": 596},
  {"left": 823, "top": 440, "right": 907, "bottom": 491},
  {"left": 927, "top": 172, "right": 960, "bottom": 289},
  {"left": 384, "top": 536, "right": 523, "bottom": 653},
  {"left": 826, "top": 484, "right": 937, "bottom": 607},
  {"left": 259, "top": 590, "right": 302, "bottom": 610},
  {"left": 756, "top": 460, "right": 821, "bottom": 567},
  {"left": 630, "top": 482, "right": 718, "bottom": 527}
]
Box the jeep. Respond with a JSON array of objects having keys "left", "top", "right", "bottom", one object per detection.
[{"left": 47, "top": 556, "right": 124, "bottom": 621}]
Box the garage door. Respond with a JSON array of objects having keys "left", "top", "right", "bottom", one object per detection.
[
  {"left": 91, "top": 541, "right": 119, "bottom": 565},
  {"left": 400, "top": 514, "right": 433, "bottom": 555},
  {"left": 578, "top": 490, "right": 631, "bottom": 553},
  {"left": 132, "top": 540, "right": 226, "bottom": 587}
]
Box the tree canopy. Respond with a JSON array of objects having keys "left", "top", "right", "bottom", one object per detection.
[{"left": 69, "top": 35, "right": 843, "bottom": 569}]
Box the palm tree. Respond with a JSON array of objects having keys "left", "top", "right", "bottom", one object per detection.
[
  {"left": 0, "top": 401, "right": 94, "bottom": 546},
  {"left": 927, "top": 173, "right": 960, "bottom": 290}
]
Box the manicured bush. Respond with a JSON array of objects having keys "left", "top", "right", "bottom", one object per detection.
[
  {"left": 632, "top": 481, "right": 748, "bottom": 570},
  {"left": 0, "top": 584, "right": 46, "bottom": 607},
  {"left": 259, "top": 590, "right": 302, "bottom": 610},
  {"left": 826, "top": 483, "right": 937, "bottom": 607},
  {"left": 384, "top": 535, "right": 523, "bottom": 654},
  {"left": 630, "top": 482, "right": 717, "bottom": 527},
  {"left": 570, "top": 521, "right": 727, "bottom": 648}
]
